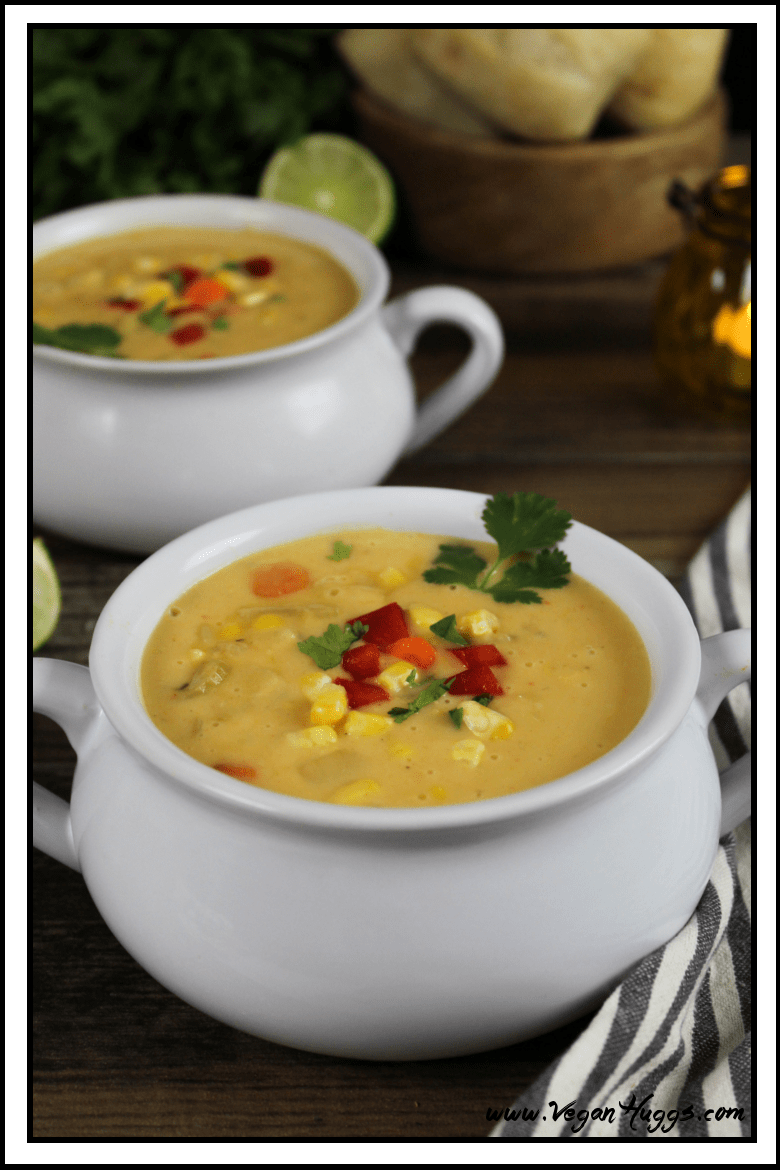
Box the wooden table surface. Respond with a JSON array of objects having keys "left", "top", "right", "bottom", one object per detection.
[{"left": 32, "top": 206, "right": 751, "bottom": 1140}]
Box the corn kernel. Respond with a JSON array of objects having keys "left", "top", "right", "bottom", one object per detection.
[
  {"left": 300, "top": 671, "right": 334, "bottom": 700},
  {"left": 344, "top": 711, "right": 393, "bottom": 737},
  {"left": 457, "top": 609, "right": 500, "bottom": 638},
  {"left": 215, "top": 268, "right": 250, "bottom": 293},
  {"left": 331, "top": 779, "right": 381, "bottom": 805},
  {"left": 389, "top": 742, "right": 415, "bottom": 760},
  {"left": 409, "top": 606, "right": 444, "bottom": 631},
  {"left": 240, "top": 290, "right": 271, "bottom": 307},
  {"left": 109, "top": 274, "right": 137, "bottom": 295},
  {"left": 378, "top": 567, "right": 406, "bottom": 589},
  {"left": 139, "top": 279, "right": 175, "bottom": 307},
  {"left": 310, "top": 684, "right": 348, "bottom": 726},
  {"left": 253, "top": 613, "right": 285, "bottom": 631},
  {"left": 70, "top": 268, "right": 103, "bottom": 290},
  {"left": 217, "top": 622, "right": 243, "bottom": 640},
  {"left": 452, "top": 739, "right": 485, "bottom": 766},
  {"left": 287, "top": 726, "right": 338, "bottom": 748},
  {"left": 460, "top": 700, "right": 514, "bottom": 740},
  {"left": 132, "top": 255, "right": 162, "bottom": 274},
  {"left": 377, "top": 661, "right": 417, "bottom": 693}
]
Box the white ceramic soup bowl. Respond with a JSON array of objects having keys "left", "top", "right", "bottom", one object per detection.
[
  {"left": 32, "top": 195, "right": 503, "bottom": 553},
  {"left": 33, "top": 487, "right": 751, "bottom": 1061}
]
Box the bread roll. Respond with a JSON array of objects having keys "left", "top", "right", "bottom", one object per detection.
[
  {"left": 410, "top": 28, "right": 652, "bottom": 141},
  {"left": 336, "top": 28, "right": 498, "bottom": 137},
  {"left": 607, "top": 29, "right": 729, "bottom": 129}
]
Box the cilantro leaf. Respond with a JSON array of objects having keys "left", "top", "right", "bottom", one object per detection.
[
  {"left": 297, "top": 620, "right": 368, "bottom": 670},
  {"left": 423, "top": 493, "right": 573, "bottom": 604},
  {"left": 326, "top": 540, "right": 352, "bottom": 562},
  {"left": 211, "top": 315, "right": 229, "bottom": 331},
  {"left": 388, "top": 677, "right": 453, "bottom": 723},
  {"left": 139, "top": 300, "right": 172, "bottom": 334},
  {"left": 33, "top": 321, "right": 123, "bottom": 356},
  {"left": 483, "top": 492, "right": 572, "bottom": 561},
  {"left": 487, "top": 549, "right": 572, "bottom": 604},
  {"left": 428, "top": 614, "right": 469, "bottom": 645},
  {"left": 448, "top": 707, "right": 464, "bottom": 729},
  {"left": 423, "top": 545, "right": 487, "bottom": 590}
]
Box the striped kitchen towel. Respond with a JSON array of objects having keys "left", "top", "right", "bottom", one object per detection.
[{"left": 492, "top": 489, "right": 752, "bottom": 1139}]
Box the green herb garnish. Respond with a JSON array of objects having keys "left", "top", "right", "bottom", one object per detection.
[
  {"left": 424, "top": 492, "right": 572, "bottom": 605},
  {"left": 448, "top": 693, "right": 492, "bottom": 729},
  {"left": 160, "top": 268, "right": 185, "bottom": 294},
  {"left": 429, "top": 614, "right": 469, "bottom": 645},
  {"left": 139, "top": 300, "right": 172, "bottom": 334},
  {"left": 268, "top": 293, "right": 287, "bottom": 304},
  {"left": 326, "top": 540, "right": 352, "bottom": 562},
  {"left": 388, "top": 677, "right": 453, "bottom": 723},
  {"left": 211, "top": 315, "right": 229, "bottom": 331},
  {"left": 33, "top": 321, "right": 123, "bottom": 357},
  {"left": 297, "top": 620, "right": 368, "bottom": 670}
]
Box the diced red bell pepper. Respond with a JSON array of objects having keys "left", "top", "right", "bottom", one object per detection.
[
  {"left": 334, "top": 678, "right": 390, "bottom": 709},
  {"left": 166, "top": 304, "right": 201, "bottom": 318},
  {"left": 449, "top": 644, "right": 507, "bottom": 668},
  {"left": 105, "top": 297, "right": 141, "bottom": 311},
  {"left": 244, "top": 256, "right": 274, "bottom": 277},
  {"left": 349, "top": 602, "right": 409, "bottom": 650},
  {"left": 387, "top": 637, "right": 437, "bottom": 670},
  {"left": 169, "top": 323, "right": 206, "bottom": 346},
  {"left": 341, "top": 643, "right": 382, "bottom": 680},
  {"left": 447, "top": 664, "right": 504, "bottom": 696},
  {"left": 159, "top": 264, "right": 201, "bottom": 290}
]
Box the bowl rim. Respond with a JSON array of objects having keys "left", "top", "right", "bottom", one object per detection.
[
  {"left": 89, "top": 486, "right": 702, "bottom": 833},
  {"left": 32, "top": 193, "right": 389, "bottom": 374}
]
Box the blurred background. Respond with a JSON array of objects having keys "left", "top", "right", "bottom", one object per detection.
[{"left": 32, "top": 24, "right": 755, "bottom": 263}]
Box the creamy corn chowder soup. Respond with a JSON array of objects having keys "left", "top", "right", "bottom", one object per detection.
[
  {"left": 140, "top": 524, "right": 651, "bottom": 808},
  {"left": 33, "top": 226, "right": 359, "bottom": 360}
]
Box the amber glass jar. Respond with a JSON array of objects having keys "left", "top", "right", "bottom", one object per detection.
[{"left": 653, "top": 165, "right": 751, "bottom": 422}]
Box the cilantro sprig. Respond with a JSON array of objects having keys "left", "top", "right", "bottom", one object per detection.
[
  {"left": 297, "top": 620, "right": 368, "bottom": 670},
  {"left": 424, "top": 492, "right": 572, "bottom": 605},
  {"left": 388, "top": 677, "right": 453, "bottom": 723},
  {"left": 139, "top": 300, "right": 172, "bottom": 334},
  {"left": 33, "top": 321, "right": 123, "bottom": 357}
]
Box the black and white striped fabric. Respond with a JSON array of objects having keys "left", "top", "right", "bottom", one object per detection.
[{"left": 492, "top": 490, "right": 752, "bottom": 1139}]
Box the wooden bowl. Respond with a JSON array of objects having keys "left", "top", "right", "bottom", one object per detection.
[{"left": 353, "top": 87, "right": 727, "bottom": 275}]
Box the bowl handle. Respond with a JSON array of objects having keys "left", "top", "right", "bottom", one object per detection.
[
  {"left": 696, "top": 630, "right": 752, "bottom": 836},
  {"left": 32, "top": 659, "right": 102, "bottom": 872},
  {"left": 382, "top": 285, "right": 504, "bottom": 454}
]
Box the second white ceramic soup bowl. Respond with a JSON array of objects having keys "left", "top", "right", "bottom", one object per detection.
[
  {"left": 33, "top": 487, "right": 751, "bottom": 1061},
  {"left": 32, "top": 195, "right": 503, "bottom": 553}
]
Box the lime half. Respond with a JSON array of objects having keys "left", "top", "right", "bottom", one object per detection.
[
  {"left": 259, "top": 133, "right": 395, "bottom": 244},
  {"left": 33, "top": 538, "right": 61, "bottom": 651}
]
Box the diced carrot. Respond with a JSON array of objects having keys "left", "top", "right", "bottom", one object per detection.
[
  {"left": 250, "top": 562, "right": 311, "bottom": 598},
  {"left": 386, "top": 637, "right": 437, "bottom": 670},
  {"left": 214, "top": 763, "right": 257, "bottom": 780},
  {"left": 184, "top": 277, "right": 230, "bottom": 307}
]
